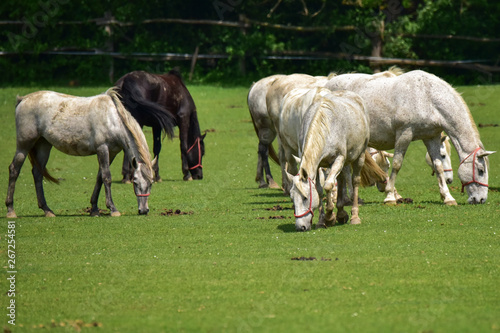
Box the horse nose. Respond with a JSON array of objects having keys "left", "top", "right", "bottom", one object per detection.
[
  {"left": 297, "top": 225, "right": 307, "bottom": 232},
  {"left": 469, "top": 196, "right": 486, "bottom": 205},
  {"left": 446, "top": 178, "right": 453, "bottom": 184}
]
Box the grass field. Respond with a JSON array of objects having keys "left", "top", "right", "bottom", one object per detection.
[{"left": 0, "top": 82, "right": 499, "bottom": 332}]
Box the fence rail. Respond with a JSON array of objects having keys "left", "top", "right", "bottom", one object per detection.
[{"left": 2, "top": 15, "right": 499, "bottom": 78}]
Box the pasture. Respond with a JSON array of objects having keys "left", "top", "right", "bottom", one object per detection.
[{"left": 1, "top": 83, "right": 499, "bottom": 332}]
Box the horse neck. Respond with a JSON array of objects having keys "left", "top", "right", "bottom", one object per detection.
[
  {"left": 437, "top": 89, "right": 483, "bottom": 159},
  {"left": 188, "top": 109, "right": 201, "bottom": 142}
]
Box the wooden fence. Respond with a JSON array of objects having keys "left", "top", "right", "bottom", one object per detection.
[{"left": 2, "top": 15, "right": 499, "bottom": 80}]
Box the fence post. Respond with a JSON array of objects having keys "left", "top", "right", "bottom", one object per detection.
[
  {"left": 238, "top": 14, "right": 247, "bottom": 76},
  {"left": 189, "top": 45, "right": 199, "bottom": 81},
  {"left": 369, "top": 19, "right": 384, "bottom": 73},
  {"left": 103, "top": 11, "right": 114, "bottom": 83}
]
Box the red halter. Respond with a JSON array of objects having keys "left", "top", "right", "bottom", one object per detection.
[
  {"left": 458, "top": 147, "right": 489, "bottom": 193},
  {"left": 187, "top": 137, "right": 203, "bottom": 170},
  {"left": 294, "top": 178, "right": 315, "bottom": 218}
]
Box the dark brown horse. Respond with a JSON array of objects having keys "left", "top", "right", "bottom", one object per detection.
[{"left": 115, "top": 70, "right": 205, "bottom": 182}]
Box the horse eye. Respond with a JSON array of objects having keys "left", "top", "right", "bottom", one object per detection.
[{"left": 478, "top": 169, "right": 484, "bottom": 177}]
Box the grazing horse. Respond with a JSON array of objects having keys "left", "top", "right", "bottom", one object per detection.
[
  {"left": 247, "top": 74, "right": 329, "bottom": 189},
  {"left": 115, "top": 70, "right": 205, "bottom": 182},
  {"left": 281, "top": 87, "right": 386, "bottom": 231},
  {"left": 5, "top": 88, "right": 155, "bottom": 218},
  {"left": 326, "top": 69, "right": 494, "bottom": 205}
]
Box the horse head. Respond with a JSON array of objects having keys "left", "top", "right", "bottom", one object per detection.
[
  {"left": 289, "top": 169, "right": 321, "bottom": 231},
  {"left": 458, "top": 148, "right": 495, "bottom": 204},
  {"left": 186, "top": 133, "right": 206, "bottom": 180},
  {"left": 132, "top": 157, "right": 156, "bottom": 215}
]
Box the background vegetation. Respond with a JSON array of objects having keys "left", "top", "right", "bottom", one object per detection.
[{"left": 1, "top": 0, "right": 499, "bottom": 86}]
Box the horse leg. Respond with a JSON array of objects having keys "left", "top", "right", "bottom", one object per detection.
[
  {"left": 336, "top": 171, "right": 350, "bottom": 224},
  {"left": 92, "top": 146, "right": 120, "bottom": 217},
  {"left": 384, "top": 130, "right": 412, "bottom": 205},
  {"left": 30, "top": 139, "right": 56, "bottom": 217},
  {"left": 321, "top": 157, "right": 346, "bottom": 226},
  {"left": 424, "top": 137, "right": 457, "bottom": 205},
  {"left": 5, "top": 150, "right": 28, "bottom": 218},
  {"left": 350, "top": 155, "right": 364, "bottom": 225},
  {"left": 152, "top": 125, "right": 162, "bottom": 182},
  {"left": 257, "top": 127, "right": 279, "bottom": 189},
  {"left": 121, "top": 150, "right": 132, "bottom": 184}
]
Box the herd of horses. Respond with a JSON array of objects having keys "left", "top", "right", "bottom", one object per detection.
[{"left": 5, "top": 68, "right": 494, "bottom": 232}]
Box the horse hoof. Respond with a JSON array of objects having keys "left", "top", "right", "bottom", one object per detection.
[
  {"left": 6, "top": 211, "right": 17, "bottom": 219},
  {"left": 155, "top": 178, "right": 163, "bottom": 183},
  {"left": 315, "top": 223, "right": 327, "bottom": 229},
  {"left": 258, "top": 183, "right": 269, "bottom": 189},
  {"left": 336, "top": 212, "right": 349, "bottom": 225},
  {"left": 111, "top": 211, "right": 121, "bottom": 217},
  {"left": 184, "top": 176, "right": 193, "bottom": 181},
  {"left": 384, "top": 200, "right": 397, "bottom": 206},
  {"left": 121, "top": 179, "right": 131, "bottom": 184},
  {"left": 445, "top": 200, "right": 457, "bottom": 206},
  {"left": 45, "top": 211, "right": 56, "bottom": 217},
  {"left": 350, "top": 217, "right": 361, "bottom": 225}
]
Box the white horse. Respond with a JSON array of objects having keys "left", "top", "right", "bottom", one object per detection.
[
  {"left": 247, "top": 73, "right": 329, "bottom": 189},
  {"left": 281, "top": 88, "right": 385, "bottom": 231},
  {"left": 5, "top": 88, "right": 156, "bottom": 218},
  {"left": 326, "top": 69, "right": 494, "bottom": 205}
]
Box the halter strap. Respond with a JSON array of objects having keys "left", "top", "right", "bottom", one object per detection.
[
  {"left": 459, "top": 147, "right": 489, "bottom": 193},
  {"left": 294, "top": 178, "right": 315, "bottom": 218},
  {"left": 187, "top": 137, "right": 203, "bottom": 170}
]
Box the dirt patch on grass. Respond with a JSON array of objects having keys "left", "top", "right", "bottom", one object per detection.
[
  {"left": 161, "top": 209, "right": 194, "bottom": 216},
  {"left": 256, "top": 215, "right": 290, "bottom": 220},
  {"left": 397, "top": 197, "right": 413, "bottom": 204},
  {"left": 291, "top": 257, "right": 335, "bottom": 261},
  {"left": 265, "top": 205, "right": 293, "bottom": 211}
]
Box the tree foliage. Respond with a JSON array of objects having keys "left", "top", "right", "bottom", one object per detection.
[{"left": 0, "top": 0, "right": 498, "bottom": 85}]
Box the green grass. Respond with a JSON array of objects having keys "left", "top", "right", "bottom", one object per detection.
[{"left": 0, "top": 83, "right": 499, "bottom": 332}]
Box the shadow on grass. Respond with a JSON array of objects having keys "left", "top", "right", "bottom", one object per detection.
[{"left": 277, "top": 223, "right": 296, "bottom": 233}]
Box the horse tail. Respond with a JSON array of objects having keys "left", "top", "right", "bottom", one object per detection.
[
  {"left": 28, "top": 150, "right": 60, "bottom": 184},
  {"left": 268, "top": 143, "right": 279, "bottom": 165},
  {"left": 360, "top": 150, "right": 387, "bottom": 187},
  {"left": 118, "top": 79, "right": 177, "bottom": 140},
  {"left": 248, "top": 103, "right": 279, "bottom": 166}
]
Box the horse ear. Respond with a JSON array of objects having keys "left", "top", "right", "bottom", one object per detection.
[
  {"left": 478, "top": 150, "right": 496, "bottom": 158},
  {"left": 152, "top": 156, "right": 158, "bottom": 167},
  {"left": 285, "top": 169, "right": 294, "bottom": 184},
  {"left": 293, "top": 175, "right": 308, "bottom": 198},
  {"left": 292, "top": 154, "right": 301, "bottom": 166},
  {"left": 131, "top": 157, "right": 139, "bottom": 169},
  {"left": 441, "top": 135, "right": 448, "bottom": 143},
  {"left": 201, "top": 132, "right": 207, "bottom": 140}
]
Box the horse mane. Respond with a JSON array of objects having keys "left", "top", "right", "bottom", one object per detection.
[
  {"left": 168, "top": 69, "right": 184, "bottom": 82},
  {"left": 106, "top": 88, "right": 153, "bottom": 181},
  {"left": 387, "top": 66, "right": 404, "bottom": 76},
  {"left": 300, "top": 100, "right": 332, "bottom": 178}
]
